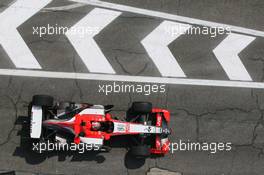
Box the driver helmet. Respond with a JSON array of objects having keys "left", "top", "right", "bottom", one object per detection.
[{"left": 91, "top": 121, "right": 101, "bottom": 130}]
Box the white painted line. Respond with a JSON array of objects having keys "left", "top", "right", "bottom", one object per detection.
[
  {"left": 213, "top": 33, "right": 255, "bottom": 81},
  {"left": 43, "top": 3, "right": 86, "bottom": 11},
  {"left": 66, "top": 8, "right": 121, "bottom": 74},
  {"left": 141, "top": 21, "right": 190, "bottom": 77},
  {"left": 1, "top": 69, "right": 264, "bottom": 89},
  {"left": 0, "top": 0, "right": 51, "bottom": 69},
  {"left": 71, "top": 0, "right": 264, "bottom": 38}
]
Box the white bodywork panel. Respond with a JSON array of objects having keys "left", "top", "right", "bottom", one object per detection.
[
  {"left": 30, "top": 105, "right": 42, "bottom": 138},
  {"left": 80, "top": 137, "right": 103, "bottom": 146},
  {"left": 113, "top": 122, "right": 162, "bottom": 134},
  {"left": 79, "top": 105, "right": 105, "bottom": 115}
]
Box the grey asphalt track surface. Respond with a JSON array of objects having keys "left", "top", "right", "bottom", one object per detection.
[{"left": 0, "top": 0, "right": 264, "bottom": 175}]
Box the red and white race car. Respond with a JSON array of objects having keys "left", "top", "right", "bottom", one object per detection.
[{"left": 29, "top": 95, "right": 171, "bottom": 157}]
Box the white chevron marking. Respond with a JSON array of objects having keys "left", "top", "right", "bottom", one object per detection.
[
  {"left": 66, "top": 8, "right": 121, "bottom": 74},
  {"left": 0, "top": 0, "right": 52, "bottom": 69},
  {"left": 141, "top": 21, "right": 190, "bottom": 77},
  {"left": 213, "top": 33, "right": 255, "bottom": 81}
]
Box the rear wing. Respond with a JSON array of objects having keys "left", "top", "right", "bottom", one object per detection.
[{"left": 30, "top": 105, "right": 42, "bottom": 138}]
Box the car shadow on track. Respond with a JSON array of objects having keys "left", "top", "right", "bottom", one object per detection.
[{"left": 12, "top": 115, "right": 149, "bottom": 169}]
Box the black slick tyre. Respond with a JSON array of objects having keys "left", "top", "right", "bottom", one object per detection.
[
  {"left": 130, "top": 145, "right": 151, "bottom": 157},
  {"left": 132, "top": 102, "right": 152, "bottom": 114}
]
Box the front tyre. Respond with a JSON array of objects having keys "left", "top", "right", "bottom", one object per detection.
[
  {"left": 132, "top": 102, "right": 152, "bottom": 114},
  {"left": 130, "top": 145, "right": 151, "bottom": 157}
]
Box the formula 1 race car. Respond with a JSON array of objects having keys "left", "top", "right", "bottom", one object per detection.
[{"left": 29, "top": 95, "right": 171, "bottom": 157}]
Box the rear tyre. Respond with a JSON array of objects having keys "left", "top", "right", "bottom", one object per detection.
[
  {"left": 32, "top": 95, "right": 53, "bottom": 107},
  {"left": 132, "top": 102, "right": 152, "bottom": 114},
  {"left": 130, "top": 145, "right": 151, "bottom": 157}
]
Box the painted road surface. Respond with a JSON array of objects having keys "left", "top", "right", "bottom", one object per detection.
[{"left": 0, "top": 0, "right": 264, "bottom": 175}]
